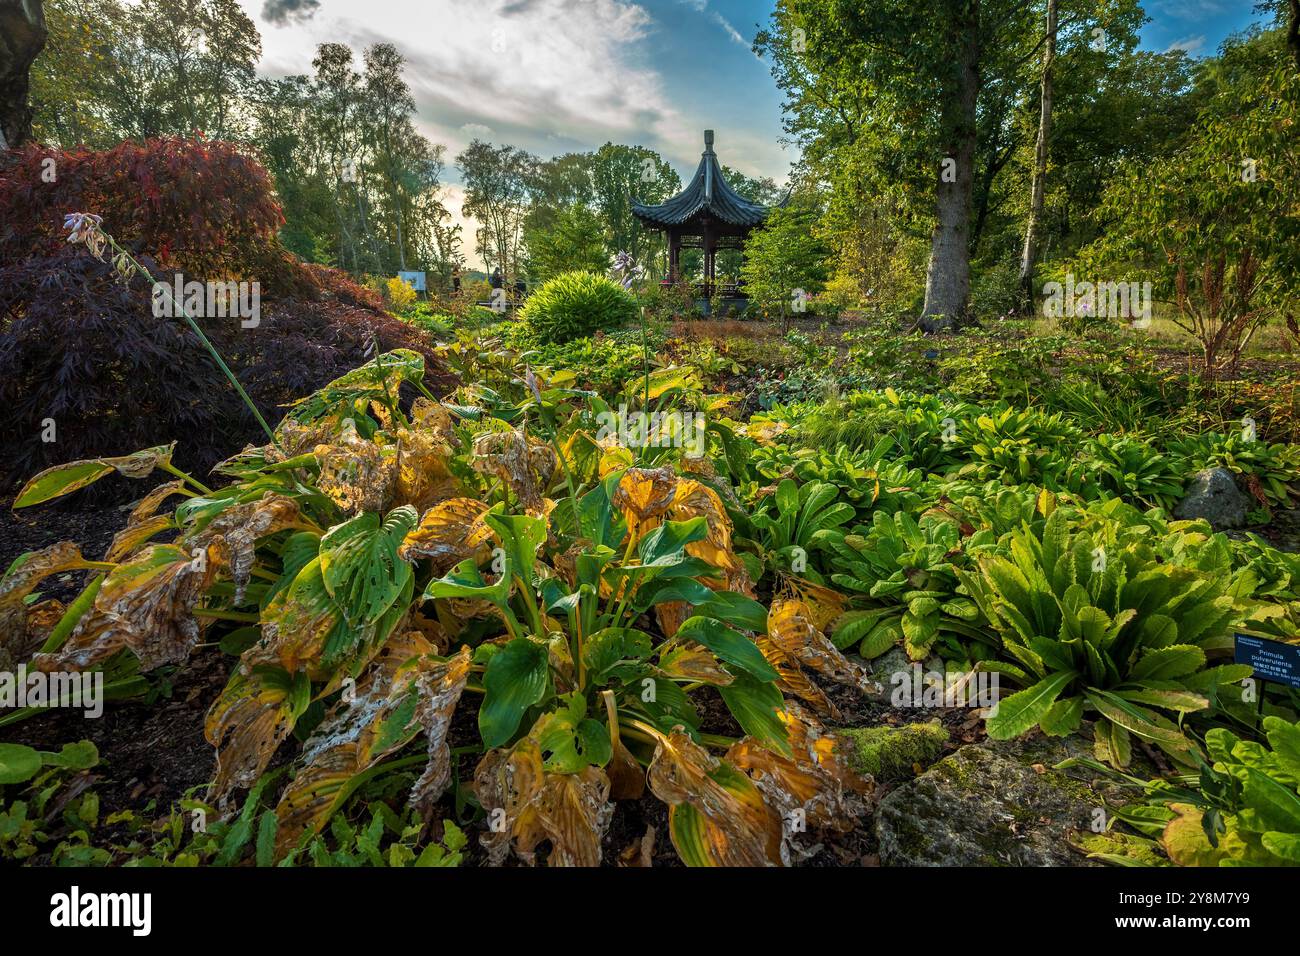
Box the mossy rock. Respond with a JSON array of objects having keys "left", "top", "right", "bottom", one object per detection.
[
  {"left": 875, "top": 743, "right": 1107, "bottom": 866},
  {"left": 838, "top": 722, "right": 949, "bottom": 780}
]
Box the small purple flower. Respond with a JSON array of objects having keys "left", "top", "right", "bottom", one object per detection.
[{"left": 612, "top": 250, "right": 643, "bottom": 291}]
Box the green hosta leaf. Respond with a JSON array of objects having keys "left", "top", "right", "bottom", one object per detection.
[
  {"left": 424, "top": 557, "right": 511, "bottom": 606},
  {"left": 479, "top": 638, "right": 551, "bottom": 749},
  {"left": 582, "top": 628, "right": 653, "bottom": 681},
  {"left": 531, "top": 696, "right": 613, "bottom": 773},
  {"left": 675, "top": 616, "right": 777, "bottom": 681},
  {"left": 692, "top": 592, "right": 770, "bottom": 634},
  {"left": 319, "top": 507, "right": 417, "bottom": 625},
  {"left": 638, "top": 517, "right": 708, "bottom": 565},
  {"left": 483, "top": 512, "right": 548, "bottom": 588},
  {"left": 717, "top": 671, "right": 790, "bottom": 756},
  {"left": 985, "top": 671, "right": 1077, "bottom": 740}
]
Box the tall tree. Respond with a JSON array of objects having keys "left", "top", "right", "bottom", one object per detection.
[
  {"left": 758, "top": 0, "right": 1148, "bottom": 329},
  {"left": 591, "top": 142, "right": 679, "bottom": 273},
  {"left": 1018, "top": 0, "right": 1057, "bottom": 302},
  {"left": 0, "top": 0, "right": 47, "bottom": 148},
  {"left": 458, "top": 139, "right": 537, "bottom": 280}
]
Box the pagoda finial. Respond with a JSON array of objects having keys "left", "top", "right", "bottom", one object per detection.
[{"left": 704, "top": 129, "right": 714, "bottom": 152}]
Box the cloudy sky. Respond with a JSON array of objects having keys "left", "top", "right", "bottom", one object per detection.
[{"left": 233, "top": 0, "right": 1270, "bottom": 267}]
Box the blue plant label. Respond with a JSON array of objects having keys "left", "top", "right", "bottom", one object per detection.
[{"left": 1235, "top": 633, "right": 1300, "bottom": 689}]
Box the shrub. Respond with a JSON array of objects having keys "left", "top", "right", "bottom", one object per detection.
[
  {"left": 385, "top": 276, "right": 418, "bottom": 310},
  {"left": 0, "top": 140, "right": 454, "bottom": 498},
  {"left": 519, "top": 270, "right": 637, "bottom": 344},
  {"left": 0, "top": 139, "right": 289, "bottom": 286}
]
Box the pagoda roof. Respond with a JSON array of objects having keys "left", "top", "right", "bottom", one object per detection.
[{"left": 632, "top": 130, "right": 778, "bottom": 230}]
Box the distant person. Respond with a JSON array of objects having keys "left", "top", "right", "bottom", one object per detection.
[
  {"left": 489, "top": 268, "right": 503, "bottom": 290},
  {"left": 514, "top": 277, "right": 526, "bottom": 303},
  {"left": 451, "top": 265, "right": 462, "bottom": 295}
]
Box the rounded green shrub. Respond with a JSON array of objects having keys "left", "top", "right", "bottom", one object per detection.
[{"left": 520, "top": 270, "right": 638, "bottom": 344}]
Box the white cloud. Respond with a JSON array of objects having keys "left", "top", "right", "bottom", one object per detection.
[
  {"left": 238, "top": 0, "right": 791, "bottom": 268},
  {"left": 1164, "top": 34, "right": 1207, "bottom": 55}
]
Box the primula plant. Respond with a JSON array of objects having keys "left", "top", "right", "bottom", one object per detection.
[{"left": 958, "top": 503, "right": 1253, "bottom": 768}]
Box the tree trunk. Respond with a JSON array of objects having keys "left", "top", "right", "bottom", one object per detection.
[
  {"left": 920, "top": 0, "right": 981, "bottom": 332},
  {"left": 1289, "top": 0, "right": 1300, "bottom": 71},
  {"left": 0, "top": 0, "right": 47, "bottom": 149},
  {"left": 1018, "top": 0, "right": 1058, "bottom": 307}
]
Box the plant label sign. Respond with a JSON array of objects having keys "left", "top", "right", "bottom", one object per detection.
[
  {"left": 397, "top": 271, "right": 426, "bottom": 292},
  {"left": 1234, "top": 633, "right": 1300, "bottom": 689}
]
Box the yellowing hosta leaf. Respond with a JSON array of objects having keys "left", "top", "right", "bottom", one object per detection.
[
  {"left": 398, "top": 497, "right": 494, "bottom": 572},
  {"left": 14, "top": 444, "right": 176, "bottom": 508},
  {"left": 787, "top": 578, "right": 849, "bottom": 633},
  {"left": 613, "top": 466, "right": 679, "bottom": 542},
  {"left": 646, "top": 729, "right": 784, "bottom": 867},
  {"left": 259, "top": 557, "right": 346, "bottom": 674},
  {"left": 274, "top": 633, "right": 468, "bottom": 858},
  {"left": 669, "top": 479, "right": 746, "bottom": 586},
  {"left": 33, "top": 543, "right": 220, "bottom": 673},
  {"left": 559, "top": 429, "right": 605, "bottom": 485},
  {"left": 314, "top": 424, "right": 396, "bottom": 516},
  {"left": 0, "top": 542, "right": 94, "bottom": 662},
  {"left": 598, "top": 445, "right": 635, "bottom": 477},
  {"left": 105, "top": 514, "right": 172, "bottom": 564},
  {"left": 475, "top": 738, "right": 614, "bottom": 866},
  {"left": 409, "top": 645, "right": 474, "bottom": 820},
  {"left": 755, "top": 635, "right": 842, "bottom": 721},
  {"left": 128, "top": 479, "right": 187, "bottom": 524},
  {"left": 767, "top": 597, "right": 880, "bottom": 698},
  {"left": 394, "top": 413, "right": 461, "bottom": 511},
  {"left": 471, "top": 429, "right": 557, "bottom": 514},
  {"left": 206, "top": 665, "right": 299, "bottom": 806},
  {"left": 727, "top": 704, "right": 870, "bottom": 857},
  {"left": 659, "top": 644, "right": 735, "bottom": 685},
  {"left": 188, "top": 493, "right": 304, "bottom": 602}
]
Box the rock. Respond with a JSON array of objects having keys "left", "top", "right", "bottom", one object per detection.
[
  {"left": 875, "top": 736, "right": 1115, "bottom": 866},
  {"left": 838, "top": 722, "right": 949, "bottom": 780},
  {"left": 1173, "top": 467, "right": 1252, "bottom": 530},
  {"left": 865, "top": 646, "right": 943, "bottom": 703}
]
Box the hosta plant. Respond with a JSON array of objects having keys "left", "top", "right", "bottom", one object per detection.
[
  {"left": 958, "top": 503, "right": 1252, "bottom": 767},
  {"left": 4, "top": 351, "right": 872, "bottom": 867}
]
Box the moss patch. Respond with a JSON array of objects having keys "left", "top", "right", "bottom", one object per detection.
[{"left": 839, "top": 722, "right": 948, "bottom": 779}]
